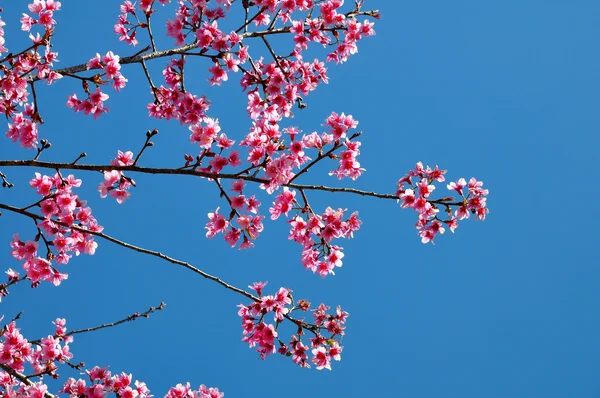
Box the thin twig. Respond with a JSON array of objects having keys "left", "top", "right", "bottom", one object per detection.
[
  {"left": 235, "top": 6, "right": 267, "bottom": 34},
  {"left": 0, "top": 171, "right": 14, "bottom": 188},
  {"left": 30, "top": 302, "right": 166, "bottom": 345},
  {"left": 145, "top": 13, "right": 157, "bottom": 52},
  {"left": 140, "top": 59, "right": 159, "bottom": 103},
  {"left": 133, "top": 129, "right": 158, "bottom": 166}
]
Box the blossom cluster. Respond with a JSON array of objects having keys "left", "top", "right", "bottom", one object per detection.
[
  {"left": 114, "top": 1, "right": 138, "bottom": 45},
  {"left": 239, "top": 112, "right": 362, "bottom": 194},
  {"left": 268, "top": 188, "right": 361, "bottom": 278},
  {"left": 0, "top": 318, "right": 71, "bottom": 387},
  {"left": 66, "top": 51, "right": 127, "bottom": 119},
  {"left": 397, "top": 162, "right": 489, "bottom": 244},
  {"left": 447, "top": 177, "right": 490, "bottom": 221},
  {"left": 7, "top": 173, "right": 101, "bottom": 287},
  {"left": 4, "top": 0, "right": 378, "bottom": 150},
  {"left": 19, "top": 0, "right": 63, "bottom": 83},
  {"left": 3, "top": 1, "right": 62, "bottom": 149},
  {"left": 62, "top": 372, "right": 224, "bottom": 398},
  {"left": 20, "top": 0, "right": 61, "bottom": 31},
  {"left": 148, "top": 59, "right": 214, "bottom": 125},
  {"left": 188, "top": 117, "right": 242, "bottom": 172},
  {"left": 0, "top": 14, "right": 6, "bottom": 56},
  {"left": 6, "top": 104, "right": 39, "bottom": 149},
  {"left": 205, "top": 179, "right": 264, "bottom": 250},
  {"left": 147, "top": 0, "right": 376, "bottom": 128},
  {"left": 198, "top": 111, "right": 363, "bottom": 271},
  {"left": 98, "top": 150, "right": 136, "bottom": 204},
  {"left": 238, "top": 282, "right": 347, "bottom": 370},
  {"left": 288, "top": 205, "right": 361, "bottom": 277},
  {"left": 0, "top": 318, "right": 224, "bottom": 397}
]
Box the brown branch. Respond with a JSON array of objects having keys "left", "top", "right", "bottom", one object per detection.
[
  {"left": 0, "top": 277, "right": 27, "bottom": 301},
  {"left": 0, "top": 160, "right": 403, "bottom": 200},
  {"left": 235, "top": 6, "right": 267, "bottom": 34},
  {"left": 30, "top": 302, "right": 166, "bottom": 345},
  {"left": 140, "top": 59, "right": 160, "bottom": 103},
  {"left": 145, "top": 13, "right": 157, "bottom": 52},
  {"left": 0, "top": 203, "right": 259, "bottom": 302},
  {"left": 261, "top": 36, "right": 290, "bottom": 84}
]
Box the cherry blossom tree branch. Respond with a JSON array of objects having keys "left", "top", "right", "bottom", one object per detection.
[
  {"left": 0, "top": 159, "right": 465, "bottom": 205},
  {"left": 144, "top": 13, "right": 157, "bottom": 52},
  {"left": 0, "top": 202, "right": 259, "bottom": 301},
  {"left": 1, "top": 310, "right": 24, "bottom": 329},
  {"left": 0, "top": 160, "right": 379, "bottom": 194},
  {"left": 29, "top": 302, "right": 166, "bottom": 345},
  {"left": 0, "top": 202, "right": 322, "bottom": 333},
  {"left": 0, "top": 276, "right": 27, "bottom": 299}
]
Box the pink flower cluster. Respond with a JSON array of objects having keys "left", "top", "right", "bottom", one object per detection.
[
  {"left": 98, "top": 150, "right": 135, "bottom": 204},
  {"left": 6, "top": 104, "right": 39, "bottom": 149},
  {"left": 20, "top": 0, "right": 61, "bottom": 32},
  {"left": 268, "top": 188, "right": 361, "bottom": 277},
  {"left": 269, "top": 187, "right": 361, "bottom": 278},
  {"left": 3, "top": 1, "right": 64, "bottom": 148},
  {"left": 166, "top": 3, "right": 233, "bottom": 46},
  {"left": 148, "top": 59, "right": 213, "bottom": 125},
  {"left": 397, "top": 162, "right": 489, "bottom": 244},
  {"left": 164, "top": 383, "right": 224, "bottom": 398},
  {"left": 326, "top": 16, "right": 376, "bottom": 64},
  {"left": 0, "top": 318, "right": 223, "bottom": 398},
  {"left": 0, "top": 318, "right": 71, "bottom": 387},
  {"left": 197, "top": 112, "right": 364, "bottom": 271},
  {"left": 292, "top": 207, "right": 360, "bottom": 277},
  {"left": 188, "top": 117, "right": 241, "bottom": 171},
  {"left": 205, "top": 179, "right": 264, "bottom": 249},
  {"left": 0, "top": 15, "right": 7, "bottom": 56},
  {"left": 61, "top": 368, "right": 152, "bottom": 398},
  {"left": 237, "top": 112, "right": 360, "bottom": 194},
  {"left": 154, "top": 0, "right": 375, "bottom": 125},
  {"left": 19, "top": 1, "right": 63, "bottom": 83},
  {"left": 238, "top": 283, "right": 346, "bottom": 370},
  {"left": 114, "top": 1, "right": 140, "bottom": 46},
  {"left": 325, "top": 112, "right": 363, "bottom": 179},
  {"left": 8, "top": 173, "right": 102, "bottom": 286},
  {"left": 329, "top": 140, "right": 364, "bottom": 180},
  {"left": 66, "top": 51, "right": 126, "bottom": 119},
  {"left": 242, "top": 58, "right": 329, "bottom": 123},
  {"left": 114, "top": 0, "right": 171, "bottom": 46},
  {"left": 66, "top": 88, "right": 109, "bottom": 119},
  {"left": 447, "top": 177, "right": 490, "bottom": 221},
  {"left": 63, "top": 365, "right": 224, "bottom": 397},
  {"left": 87, "top": 51, "right": 128, "bottom": 91}
]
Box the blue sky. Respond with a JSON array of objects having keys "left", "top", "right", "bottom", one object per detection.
[{"left": 1, "top": 1, "right": 600, "bottom": 396}]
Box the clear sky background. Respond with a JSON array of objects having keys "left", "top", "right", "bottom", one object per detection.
[{"left": 1, "top": 1, "right": 600, "bottom": 397}]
